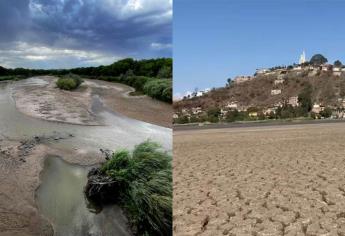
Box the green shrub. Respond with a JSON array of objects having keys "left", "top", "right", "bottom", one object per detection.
[
  {"left": 143, "top": 79, "right": 172, "bottom": 102},
  {"left": 56, "top": 74, "right": 83, "bottom": 90},
  {"left": 101, "top": 141, "right": 172, "bottom": 236},
  {"left": 97, "top": 75, "right": 172, "bottom": 103}
]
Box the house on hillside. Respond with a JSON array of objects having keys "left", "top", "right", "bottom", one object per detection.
[
  {"left": 288, "top": 96, "right": 299, "bottom": 107},
  {"left": 274, "top": 78, "right": 284, "bottom": 85},
  {"left": 333, "top": 67, "right": 342, "bottom": 76},
  {"left": 311, "top": 103, "right": 325, "bottom": 114},
  {"left": 191, "top": 107, "right": 202, "bottom": 115},
  {"left": 271, "top": 89, "right": 282, "bottom": 95},
  {"left": 256, "top": 68, "right": 269, "bottom": 75},
  {"left": 233, "top": 76, "right": 253, "bottom": 84},
  {"left": 263, "top": 107, "right": 276, "bottom": 115},
  {"left": 321, "top": 64, "right": 331, "bottom": 72},
  {"left": 225, "top": 101, "right": 238, "bottom": 109}
]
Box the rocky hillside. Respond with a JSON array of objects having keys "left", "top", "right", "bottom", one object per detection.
[{"left": 174, "top": 69, "right": 345, "bottom": 112}]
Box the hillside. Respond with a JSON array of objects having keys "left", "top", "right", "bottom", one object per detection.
[{"left": 174, "top": 67, "right": 345, "bottom": 122}]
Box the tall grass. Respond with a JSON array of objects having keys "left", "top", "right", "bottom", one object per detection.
[{"left": 101, "top": 141, "right": 172, "bottom": 236}]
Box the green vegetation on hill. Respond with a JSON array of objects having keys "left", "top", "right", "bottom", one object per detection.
[
  {"left": 56, "top": 74, "right": 83, "bottom": 90},
  {"left": 99, "top": 141, "right": 172, "bottom": 236},
  {"left": 0, "top": 58, "right": 172, "bottom": 103}
]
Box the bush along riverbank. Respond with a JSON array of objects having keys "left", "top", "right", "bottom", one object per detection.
[
  {"left": 56, "top": 74, "right": 84, "bottom": 90},
  {"left": 96, "top": 74, "right": 172, "bottom": 103},
  {"left": 84, "top": 141, "right": 172, "bottom": 236}
]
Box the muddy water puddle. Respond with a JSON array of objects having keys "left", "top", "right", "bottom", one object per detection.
[{"left": 36, "top": 156, "right": 131, "bottom": 236}]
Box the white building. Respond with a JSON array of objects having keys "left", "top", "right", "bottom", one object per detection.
[
  {"left": 299, "top": 50, "right": 306, "bottom": 64},
  {"left": 256, "top": 68, "right": 270, "bottom": 75},
  {"left": 321, "top": 64, "right": 331, "bottom": 71},
  {"left": 274, "top": 79, "right": 284, "bottom": 85},
  {"left": 196, "top": 91, "right": 204, "bottom": 97},
  {"left": 288, "top": 96, "right": 299, "bottom": 107},
  {"left": 225, "top": 102, "right": 238, "bottom": 109},
  {"left": 191, "top": 107, "right": 202, "bottom": 115},
  {"left": 333, "top": 67, "right": 342, "bottom": 76}
]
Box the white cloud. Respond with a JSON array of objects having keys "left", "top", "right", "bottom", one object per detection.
[
  {"left": 24, "top": 55, "right": 47, "bottom": 60},
  {"left": 0, "top": 41, "right": 121, "bottom": 69},
  {"left": 151, "top": 42, "right": 172, "bottom": 50},
  {"left": 103, "top": 0, "right": 172, "bottom": 22}
]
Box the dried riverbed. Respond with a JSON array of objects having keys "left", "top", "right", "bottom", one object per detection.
[{"left": 0, "top": 77, "right": 172, "bottom": 235}]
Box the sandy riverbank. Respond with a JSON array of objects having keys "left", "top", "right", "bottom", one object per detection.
[
  {"left": 174, "top": 123, "right": 345, "bottom": 235},
  {"left": 13, "top": 76, "right": 172, "bottom": 128},
  {"left": 86, "top": 79, "right": 172, "bottom": 128}
]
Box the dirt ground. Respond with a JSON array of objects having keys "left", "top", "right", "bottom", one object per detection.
[
  {"left": 173, "top": 123, "right": 345, "bottom": 236},
  {"left": 91, "top": 80, "right": 172, "bottom": 128}
]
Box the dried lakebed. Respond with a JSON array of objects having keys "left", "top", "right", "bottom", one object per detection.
[
  {"left": 174, "top": 125, "right": 345, "bottom": 236},
  {"left": 0, "top": 77, "right": 172, "bottom": 236}
]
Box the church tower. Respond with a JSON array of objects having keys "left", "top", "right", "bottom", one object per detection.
[{"left": 299, "top": 50, "right": 306, "bottom": 64}]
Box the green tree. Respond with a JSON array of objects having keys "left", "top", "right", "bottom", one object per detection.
[
  {"left": 334, "top": 60, "right": 342, "bottom": 68},
  {"left": 298, "top": 83, "right": 313, "bottom": 113},
  {"left": 207, "top": 107, "right": 221, "bottom": 122},
  {"left": 320, "top": 107, "right": 332, "bottom": 118},
  {"left": 310, "top": 54, "right": 328, "bottom": 65},
  {"left": 157, "top": 66, "right": 172, "bottom": 78},
  {"left": 225, "top": 109, "right": 239, "bottom": 122},
  {"left": 226, "top": 78, "right": 232, "bottom": 87}
]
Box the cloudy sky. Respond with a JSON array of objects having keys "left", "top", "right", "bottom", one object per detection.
[{"left": 0, "top": 0, "right": 172, "bottom": 69}]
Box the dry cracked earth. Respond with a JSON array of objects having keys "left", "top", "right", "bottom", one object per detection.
[{"left": 173, "top": 123, "right": 345, "bottom": 236}]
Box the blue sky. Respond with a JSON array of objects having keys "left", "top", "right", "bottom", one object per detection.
[
  {"left": 174, "top": 0, "right": 345, "bottom": 98},
  {"left": 0, "top": 0, "right": 172, "bottom": 69}
]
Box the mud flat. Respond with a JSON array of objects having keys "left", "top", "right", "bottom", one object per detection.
[
  {"left": 13, "top": 76, "right": 172, "bottom": 127},
  {"left": 13, "top": 76, "right": 98, "bottom": 126},
  {"left": 174, "top": 123, "right": 345, "bottom": 236}
]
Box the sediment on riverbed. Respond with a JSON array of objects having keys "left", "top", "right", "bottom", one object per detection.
[{"left": 13, "top": 76, "right": 172, "bottom": 128}]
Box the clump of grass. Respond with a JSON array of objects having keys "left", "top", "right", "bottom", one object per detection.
[
  {"left": 101, "top": 141, "right": 172, "bottom": 236},
  {"left": 56, "top": 74, "right": 83, "bottom": 90}
]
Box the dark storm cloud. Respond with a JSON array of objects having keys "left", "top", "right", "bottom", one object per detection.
[
  {"left": 0, "top": 0, "right": 30, "bottom": 42},
  {"left": 0, "top": 0, "right": 172, "bottom": 68}
]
